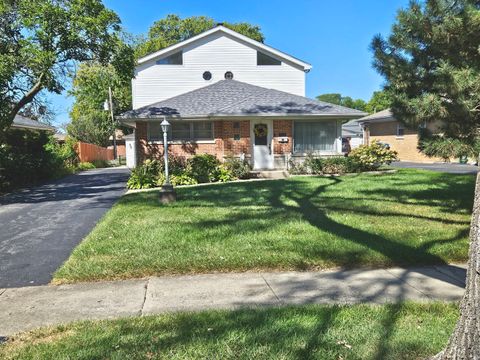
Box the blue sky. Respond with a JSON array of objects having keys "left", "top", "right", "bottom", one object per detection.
[{"left": 49, "top": 0, "right": 409, "bottom": 127}]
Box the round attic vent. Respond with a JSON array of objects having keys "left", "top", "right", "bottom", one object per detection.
[
  {"left": 224, "top": 71, "right": 234, "bottom": 80},
  {"left": 203, "top": 71, "right": 212, "bottom": 80}
]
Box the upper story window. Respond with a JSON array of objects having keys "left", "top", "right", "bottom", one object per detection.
[
  {"left": 156, "top": 51, "right": 183, "bottom": 65},
  {"left": 257, "top": 51, "right": 281, "bottom": 65}
]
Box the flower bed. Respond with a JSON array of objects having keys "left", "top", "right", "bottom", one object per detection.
[
  {"left": 289, "top": 141, "right": 398, "bottom": 175},
  {"left": 127, "top": 154, "right": 251, "bottom": 189}
]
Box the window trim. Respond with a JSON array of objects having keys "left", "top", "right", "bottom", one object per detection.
[
  {"left": 147, "top": 121, "right": 215, "bottom": 143},
  {"left": 156, "top": 50, "right": 183, "bottom": 65},
  {"left": 257, "top": 51, "right": 282, "bottom": 66}
]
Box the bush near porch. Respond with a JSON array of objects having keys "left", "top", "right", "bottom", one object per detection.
[
  {"left": 127, "top": 154, "right": 250, "bottom": 189},
  {"left": 54, "top": 169, "right": 473, "bottom": 283},
  {"left": 289, "top": 141, "right": 398, "bottom": 175}
]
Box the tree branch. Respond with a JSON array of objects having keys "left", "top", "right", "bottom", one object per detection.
[{"left": 9, "top": 73, "right": 45, "bottom": 122}]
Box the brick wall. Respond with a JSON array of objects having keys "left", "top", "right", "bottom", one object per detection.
[
  {"left": 273, "top": 120, "right": 293, "bottom": 154},
  {"left": 367, "top": 120, "right": 443, "bottom": 163},
  {"left": 136, "top": 120, "right": 251, "bottom": 163}
]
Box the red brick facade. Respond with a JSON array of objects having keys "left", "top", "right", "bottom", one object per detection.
[
  {"left": 136, "top": 119, "right": 293, "bottom": 164},
  {"left": 136, "top": 120, "right": 250, "bottom": 163},
  {"left": 273, "top": 120, "right": 293, "bottom": 154}
]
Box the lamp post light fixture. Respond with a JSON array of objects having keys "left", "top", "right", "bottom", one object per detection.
[{"left": 159, "top": 117, "right": 176, "bottom": 203}]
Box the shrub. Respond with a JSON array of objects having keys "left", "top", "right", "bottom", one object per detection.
[
  {"left": 157, "top": 172, "right": 198, "bottom": 186},
  {"left": 0, "top": 132, "right": 77, "bottom": 192},
  {"left": 126, "top": 159, "right": 161, "bottom": 189},
  {"left": 91, "top": 159, "right": 110, "bottom": 168},
  {"left": 77, "top": 162, "right": 96, "bottom": 171},
  {"left": 223, "top": 156, "right": 251, "bottom": 179},
  {"left": 187, "top": 154, "right": 220, "bottom": 183},
  {"left": 217, "top": 165, "right": 236, "bottom": 182},
  {"left": 349, "top": 141, "right": 398, "bottom": 170}
]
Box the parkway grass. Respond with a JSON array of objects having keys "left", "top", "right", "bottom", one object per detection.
[
  {"left": 0, "top": 303, "right": 458, "bottom": 360},
  {"left": 53, "top": 169, "right": 474, "bottom": 283}
]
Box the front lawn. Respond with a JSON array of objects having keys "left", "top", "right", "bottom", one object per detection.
[
  {"left": 0, "top": 303, "right": 458, "bottom": 360},
  {"left": 54, "top": 169, "right": 474, "bottom": 283}
]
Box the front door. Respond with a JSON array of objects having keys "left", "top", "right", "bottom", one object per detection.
[{"left": 252, "top": 120, "right": 274, "bottom": 170}]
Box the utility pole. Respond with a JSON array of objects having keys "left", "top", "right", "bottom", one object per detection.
[{"left": 108, "top": 86, "right": 117, "bottom": 160}]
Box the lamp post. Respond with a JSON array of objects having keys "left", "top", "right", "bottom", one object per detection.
[
  {"left": 161, "top": 118, "right": 171, "bottom": 185},
  {"left": 159, "top": 117, "right": 176, "bottom": 203}
]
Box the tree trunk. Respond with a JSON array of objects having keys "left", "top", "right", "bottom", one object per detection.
[{"left": 432, "top": 173, "right": 480, "bottom": 359}]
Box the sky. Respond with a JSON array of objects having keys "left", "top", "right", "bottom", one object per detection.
[{"left": 48, "top": 0, "right": 409, "bottom": 127}]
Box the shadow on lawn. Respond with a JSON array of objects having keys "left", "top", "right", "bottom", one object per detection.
[{"left": 101, "top": 173, "right": 470, "bottom": 359}]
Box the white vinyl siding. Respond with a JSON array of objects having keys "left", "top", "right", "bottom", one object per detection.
[
  {"left": 147, "top": 121, "right": 214, "bottom": 142},
  {"left": 133, "top": 32, "right": 306, "bottom": 109},
  {"left": 293, "top": 121, "right": 338, "bottom": 153}
]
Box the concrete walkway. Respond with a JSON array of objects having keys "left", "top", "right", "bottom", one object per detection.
[{"left": 0, "top": 264, "right": 466, "bottom": 336}]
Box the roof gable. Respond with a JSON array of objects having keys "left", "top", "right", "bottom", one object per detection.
[{"left": 137, "top": 25, "right": 312, "bottom": 71}]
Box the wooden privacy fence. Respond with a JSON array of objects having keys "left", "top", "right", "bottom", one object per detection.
[{"left": 76, "top": 141, "right": 114, "bottom": 163}]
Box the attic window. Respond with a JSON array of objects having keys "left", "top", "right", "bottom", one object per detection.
[
  {"left": 257, "top": 51, "right": 281, "bottom": 65},
  {"left": 156, "top": 51, "right": 183, "bottom": 65},
  {"left": 224, "top": 71, "right": 234, "bottom": 80}
]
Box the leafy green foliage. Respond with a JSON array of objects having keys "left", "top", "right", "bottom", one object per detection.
[
  {"left": 0, "top": 0, "right": 129, "bottom": 138},
  {"left": 135, "top": 14, "right": 264, "bottom": 58},
  {"left": 418, "top": 128, "right": 475, "bottom": 161},
  {"left": 77, "top": 162, "right": 96, "bottom": 171},
  {"left": 0, "top": 132, "right": 78, "bottom": 192},
  {"left": 68, "top": 63, "right": 133, "bottom": 147},
  {"left": 349, "top": 141, "right": 398, "bottom": 170},
  {"left": 127, "top": 154, "right": 243, "bottom": 189},
  {"left": 223, "top": 156, "right": 251, "bottom": 179},
  {"left": 186, "top": 154, "right": 221, "bottom": 183},
  {"left": 290, "top": 155, "right": 363, "bottom": 175},
  {"left": 316, "top": 93, "right": 367, "bottom": 111},
  {"left": 371, "top": 0, "right": 480, "bottom": 142},
  {"left": 126, "top": 159, "right": 161, "bottom": 190},
  {"left": 365, "top": 91, "right": 393, "bottom": 114}
]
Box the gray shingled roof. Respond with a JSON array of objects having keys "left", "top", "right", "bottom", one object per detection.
[
  {"left": 357, "top": 109, "right": 394, "bottom": 122},
  {"left": 12, "top": 115, "right": 56, "bottom": 131},
  {"left": 120, "top": 80, "right": 367, "bottom": 120},
  {"left": 342, "top": 120, "right": 363, "bottom": 137}
]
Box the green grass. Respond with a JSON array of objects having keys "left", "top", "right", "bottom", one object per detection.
[
  {"left": 0, "top": 303, "right": 458, "bottom": 360},
  {"left": 54, "top": 169, "right": 474, "bottom": 283}
]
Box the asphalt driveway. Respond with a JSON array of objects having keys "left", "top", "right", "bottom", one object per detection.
[
  {"left": 0, "top": 167, "right": 130, "bottom": 288},
  {"left": 391, "top": 161, "right": 478, "bottom": 174}
]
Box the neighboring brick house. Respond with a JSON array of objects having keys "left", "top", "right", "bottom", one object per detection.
[
  {"left": 119, "top": 25, "right": 366, "bottom": 169},
  {"left": 359, "top": 109, "right": 443, "bottom": 163}
]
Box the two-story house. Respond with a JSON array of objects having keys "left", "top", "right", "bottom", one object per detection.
[{"left": 120, "top": 24, "right": 366, "bottom": 169}]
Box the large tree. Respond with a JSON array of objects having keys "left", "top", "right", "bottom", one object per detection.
[
  {"left": 0, "top": 0, "right": 129, "bottom": 138},
  {"left": 316, "top": 93, "right": 367, "bottom": 111},
  {"left": 372, "top": 1, "right": 480, "bottom": 358},
  {"left": 67, "top": 62, "right": 132, "bottom": 147},
  {"left": 135, "top": 14, "right": 264, "bottom": 58}
]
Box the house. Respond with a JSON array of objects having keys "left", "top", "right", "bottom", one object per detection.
[
  {"left": 120, "top": 25, "right": 366, "bottom": 169},
  {"left": 11, "top": 114, "right": 56, "bottom": 132},
  {"left": 341, "top": 120, "right": 364, "bottom": 150},
  {"left": 358, "top": 109, "right": 443, "bottom": 162}
]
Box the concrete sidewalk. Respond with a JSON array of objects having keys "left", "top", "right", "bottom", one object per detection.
[{"left": 0, "top": 264, "right": 466, "bottom": 336}]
